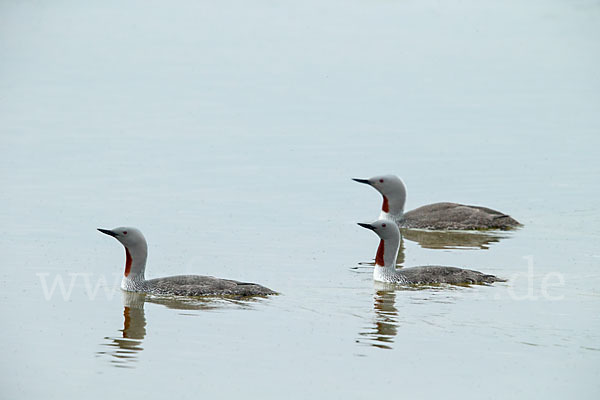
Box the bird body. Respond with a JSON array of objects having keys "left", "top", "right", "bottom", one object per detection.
[
  {"left": 402, "top": 202, "right": 520, "bottom": 230},
  {"left": 98, "top": 227, "right": 276, "bottom": 297},
  {"left": 144, "top": 275, "right": 275, "bottom": 297}
]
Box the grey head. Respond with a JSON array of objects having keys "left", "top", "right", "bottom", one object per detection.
[
  {"left": 98, "top": 227, "right": 146, "bottom": 247},
  {"left": 357, "top": 219, "right": 401, "bottom": 241},
  {"left": 353, "top": 174, "right": 407, "bottom": 220},
  {"left": 98, "top": 226, "right": 148, "bottom": 278}
]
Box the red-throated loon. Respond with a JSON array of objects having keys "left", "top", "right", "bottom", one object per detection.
[
  {"left": 98, "top": 227, "right": 276, "bottom": 297},
  {"left": 353, "top": 175, "right": 520, "bottom": 230},
  {"left": 357, "top": 220, "right": 505, "bottom": 284}
]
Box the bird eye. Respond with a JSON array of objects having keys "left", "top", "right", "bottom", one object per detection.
[
  {"left": 123, "top": 231, "right": 128, "bottom": 235},
  {"left": 379, "top": 179, "right": 384, "bottom": 183},
  {"left": 382, "top": 224, "right": 386, "bottom": 227}
]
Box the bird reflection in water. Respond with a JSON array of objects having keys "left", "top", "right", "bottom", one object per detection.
[
  {"left": 358, "top": 289, "right": 399, "bottom": 350},
  {"left": 97, "top": 291, "right": 259, "bottom": 368},
  {"left": 97, "top": 292, "right": 146, "bottom": 368},
  {"left": 400, "top": 228, "right": 511, "bottom": 250}
]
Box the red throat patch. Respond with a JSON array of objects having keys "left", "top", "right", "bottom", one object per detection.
[
  {"left": 382, "top": 196, "right": 389, "bottom": 213},
  {"left": 375, "top": 239, "right": 385, "bottom": 266},
  {"left": 124, "top": 248, "right": 132, "bottom": 277}
]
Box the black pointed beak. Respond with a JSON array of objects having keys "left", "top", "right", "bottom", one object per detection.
[
  {"left": 357, "top": 223, "right": 376, "bottom": 231},
  {"left": 98, "top": 228, "right": 118, "bottom": 237},
  {"left": 352, "top": 178, "right": 371, "bottom": 185}
]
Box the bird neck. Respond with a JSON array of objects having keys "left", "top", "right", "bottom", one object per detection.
[
  {"left": 378, "top": 209, "right": 404, "bottom": 224},
  {"left": 374, "top": 236, "right": 400, "bottom": 269},
  {"left": 378, "top": 189, "right": 406, "bottom": 222},
  {"left": 120, "top": 244, "right": 147, "bottom": 290},
  {"left": 372, "top": 236, "right": 401, "bottom": 283}
]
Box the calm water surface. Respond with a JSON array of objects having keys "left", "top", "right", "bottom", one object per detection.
[{"left": 1, "top": 0, "right": 599, "bottom": 398}]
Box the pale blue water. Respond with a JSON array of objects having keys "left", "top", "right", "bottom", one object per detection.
[{"left": 1, "top": 0, "right": 599, "bottom": 398}]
